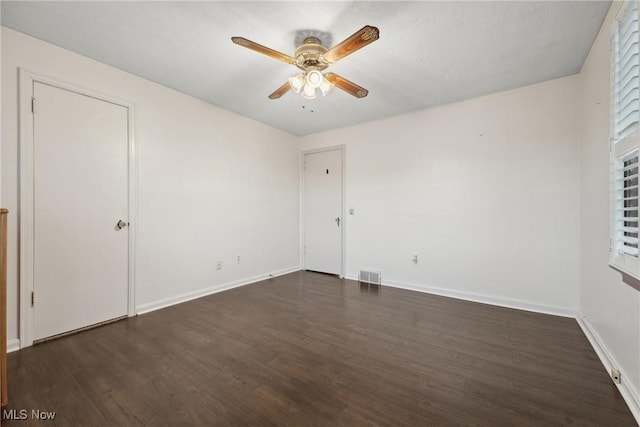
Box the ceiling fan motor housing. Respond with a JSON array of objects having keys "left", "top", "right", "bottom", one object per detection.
[{"left": 295, "top": 37, "right": 329, "bottom": 71}]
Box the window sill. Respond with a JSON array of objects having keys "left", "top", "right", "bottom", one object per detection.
[{"left": 609, "top": 263, "right": 640, "bottom": 291}]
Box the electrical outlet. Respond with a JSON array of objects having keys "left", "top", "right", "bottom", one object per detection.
[
  {"left": 216, "top": 261, "right": 222, "bottom": 270},
  {"left": 236, "top": 255, "right": 241, "bottom": 263},
  {"left": 612, "top": 368, "right": 621, "bottom": 384}
]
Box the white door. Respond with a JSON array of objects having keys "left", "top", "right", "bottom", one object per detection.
[
  {"left": 32, "top": 82, "right": 129, "bottom": 341},
  {"left": 303, "top": 149, "right": 343, "bottom": 275}
]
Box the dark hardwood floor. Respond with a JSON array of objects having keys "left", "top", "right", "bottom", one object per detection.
[{"left": 2, "top": 271, "right": 636, "bottom": 426}]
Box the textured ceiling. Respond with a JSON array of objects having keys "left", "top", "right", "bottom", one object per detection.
[{"left": 1, "top": 1, "right": 610, "bottom": 136}]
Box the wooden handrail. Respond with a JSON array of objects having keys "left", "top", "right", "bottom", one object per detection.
[{"left": 1, "top": 208, "right": 8, "bottom": 407}]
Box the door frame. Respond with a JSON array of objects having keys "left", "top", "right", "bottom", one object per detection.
[
  {"left": 18, "top": 69, "right": 137, "bottom": 348},
  {"left": 300, "top": 145, "right": 346, "bottom": 277}
]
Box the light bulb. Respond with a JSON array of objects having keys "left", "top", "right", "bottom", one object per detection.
[
  {"left": 288, "top": 74, "right": 305, "bottom": 93},
  {"left": 301, "top": 84, "right": 316, "bottom": 99},
  {"left": 306, "top": 70, "right": 323, "bottom": 89},
  {"left": 319, "top": 76, "right": 334, "bottom": 96}
]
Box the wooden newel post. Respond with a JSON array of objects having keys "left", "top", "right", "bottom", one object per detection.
[{"left": 1, "top": 208, "right": 8, "bottom": 407}]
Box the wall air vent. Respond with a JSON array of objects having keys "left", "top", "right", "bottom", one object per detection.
[{"left": 358, "top": 270, "right": 381, "bottom": 285}]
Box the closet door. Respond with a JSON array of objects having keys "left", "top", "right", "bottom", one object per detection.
[
  {"left": 32, "top": 82, "right": 129, "bottom": 341},
  {"left": 303, "top": 149, "right": 343, "bottom": 275}
]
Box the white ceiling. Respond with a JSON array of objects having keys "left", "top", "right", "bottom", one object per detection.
[{"left": 1, "top": 1, "right": 610, "bottom": 136}]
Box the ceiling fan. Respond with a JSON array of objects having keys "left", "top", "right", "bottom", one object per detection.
[{"left": 231, "top": 25, "right": 379, "bottom": 100}]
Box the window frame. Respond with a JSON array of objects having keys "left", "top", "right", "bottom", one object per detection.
[{"left": 610, "top": 0, "right": 640, "bottom": 278}]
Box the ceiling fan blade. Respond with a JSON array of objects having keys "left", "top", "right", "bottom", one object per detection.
[
  {"left": 325, "top": 73, "right": 368, "bottom": 98},
  {"left": 231, "top": 37, "right": 297, "bottom": 65},
  {"left": 323, "top": 25, "right": 379, "bottom": 64},
  {"left": 268, "top": 81, "right": 292, "bottom": 99}
]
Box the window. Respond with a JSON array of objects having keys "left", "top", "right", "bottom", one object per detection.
[
  {"left": 611, "top": 0, "right": 640, "bottom": 277},
  {"left": 614, "top": 150, "right": 639, "bottom": 256}
]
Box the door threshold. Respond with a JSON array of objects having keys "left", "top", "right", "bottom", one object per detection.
[
  {"left": 304, "top": 269, "right": 341, "bottom": 277},
  {"left": 33, "top": 315, "right": 128, "bottom": 345}
]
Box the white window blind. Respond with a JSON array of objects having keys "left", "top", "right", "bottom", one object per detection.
[
  {"left": 615, "top": 150, "right": 639, "bottom": 257},
  {"left": 611, "top": 1, "right": 640, "bottom": 277},
  {"left": 613, "top": 0, "right": 639, "bottom": 141}
]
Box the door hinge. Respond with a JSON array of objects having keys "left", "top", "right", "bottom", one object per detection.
[
  {"left": 31, "top": 97, "right": 36, "bottom": 114},
  {"left": 31, "top": 291, "right": 35, "bottom": 307}
]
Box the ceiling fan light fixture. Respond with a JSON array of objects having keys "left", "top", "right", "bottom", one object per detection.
[
  {"left": 305, "top": 70, "right": 323, "bottom": 89},
  {"left": 288, "top": 73, "right": 305, "bottom": 93},
  {"left": 301, "top": 84, "right": 317, "bottom": 99},
  {"left": 319, "top": 76, "right": 334, "bottom": 96}
]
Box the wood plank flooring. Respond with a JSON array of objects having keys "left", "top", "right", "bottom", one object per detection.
[{"left": 2, "top": 271, "right": 637, "bottom": 426}]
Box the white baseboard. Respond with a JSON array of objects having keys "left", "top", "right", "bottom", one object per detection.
[
  {"left": 345, "top": 275, "right": 577, "bottom": 318},
  {"left": 136, "top": 266, "right": 300, "bottom": 315},
  {"left": 577, "top": 313, "right": 640, "bottom": 425},
  {"left": 7, "top": 338, "right": 20, "bottom": 353}
]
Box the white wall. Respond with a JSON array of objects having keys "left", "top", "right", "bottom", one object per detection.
[
  {"left": 1, "top": 27, "right": 300, "bottom": 345},
  {"left": 579, "top": 1, "right": 640, "bottom": 418},
  {"left": 300, "top": 75, "right": 582, "bottom": 315}
]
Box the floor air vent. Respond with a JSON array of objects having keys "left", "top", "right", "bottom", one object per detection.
[{"left": 358, "top": 270, "right": 381, "bottom": 285}]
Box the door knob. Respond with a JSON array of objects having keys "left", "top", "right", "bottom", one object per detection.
[
  {"left": 116, "top": 220, "right": 128, "bottom": 230},
  {"left": 335, "top": 217, "right": 340, "bottom": 227}
]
